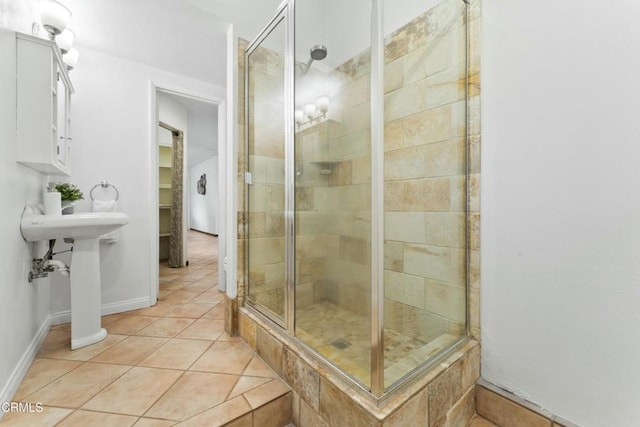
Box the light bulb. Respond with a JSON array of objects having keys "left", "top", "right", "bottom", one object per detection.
[
  {"left": 304, "top": 103, "right": 316, "bottom": 120},
  {"left": 57, "top": 28, "right": 75, "bottom": 53},
  {"left": 316, "top": 96, "right": 329, "bottom": 116},
  {"left": 63, "top": 48, "right": 79, "bottom": 70},
  {"left": 39, "top": 0, "right": 71, "bottom": 38},
  {"left": 295, "top": 109, "right": 304, "bottom": 124}
]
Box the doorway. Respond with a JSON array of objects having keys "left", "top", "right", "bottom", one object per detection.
[{"left": 153, "top": 87, "right": 222, "bottom": 305}]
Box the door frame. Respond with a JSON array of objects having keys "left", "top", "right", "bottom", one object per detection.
[{"left": 148, "top": 82, "right": 225, "bottom": 305}]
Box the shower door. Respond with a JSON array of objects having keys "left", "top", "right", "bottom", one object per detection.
[{"left": 245, "top": 5, "right": 292, "bottom": 326}]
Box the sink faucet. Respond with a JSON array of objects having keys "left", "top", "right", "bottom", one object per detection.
[{"left": 28, "top": 239, "right": 70, "bottom": 282}]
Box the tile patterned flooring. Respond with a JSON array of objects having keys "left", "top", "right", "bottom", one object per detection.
[{"left": 1, "top": 231, "right": 291, "bottom": 426}]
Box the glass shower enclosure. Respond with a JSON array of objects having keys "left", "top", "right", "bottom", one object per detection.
[{"left": 245, "top": 0, "right": 469, "bottom": 396}]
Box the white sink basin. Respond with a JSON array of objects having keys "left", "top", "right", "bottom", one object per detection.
[{"left": 21, "top": 208, "right": 129, "bottom": 242}]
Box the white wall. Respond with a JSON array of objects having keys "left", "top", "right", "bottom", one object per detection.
[
  {"left": 187, "top": 106, "right": 218, "bottom": 167},
  {"left": 481, "top": 1, "right": 640, "bottom": 426},
  {"left": 158, "top": 92, "right": 189, "bottom": 135},
  {"left": 0, "top": 28, "right": 52, "bottom": 412},
  {"left": 49, "top": 47, "right": 225, "bottom": 317},
  {"left": 189, "top": 157, "right": 218, "bottom": 235}
]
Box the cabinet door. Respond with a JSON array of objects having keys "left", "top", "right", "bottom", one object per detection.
[{"left": 56, "top": 69, "right": 67, "bottom": 169}]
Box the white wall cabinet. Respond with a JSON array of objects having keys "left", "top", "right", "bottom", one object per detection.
[{"left": 16, "top": 33, "right": 74, "bottom": 176}]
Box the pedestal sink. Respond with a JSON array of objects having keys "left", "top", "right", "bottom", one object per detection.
[{"left": 21, "top": 207, "right": 129, "bottom": 349}]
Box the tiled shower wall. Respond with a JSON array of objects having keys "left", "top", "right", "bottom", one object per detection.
[{"left": 382, "top": 0, "right": 473, "bottom": 342}]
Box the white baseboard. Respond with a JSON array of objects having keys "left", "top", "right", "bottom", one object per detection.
[
  {"left": 50, "top": 296, "right": 150, "bottom": 325},
  {"left": 0, "top": 315, "right": 51, "bottom": 413}
]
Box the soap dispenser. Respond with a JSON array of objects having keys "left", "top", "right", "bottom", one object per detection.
[{"left": 44, "top": 182, "right": 61, "bottom": 215}]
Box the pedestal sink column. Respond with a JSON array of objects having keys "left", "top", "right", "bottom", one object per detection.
[{"left": 70, "top": 237, "right": 107, "bottom": 349}]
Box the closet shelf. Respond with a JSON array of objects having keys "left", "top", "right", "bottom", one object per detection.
[{"left": 159, "top": 184, "right": 172, "bottom": 189}]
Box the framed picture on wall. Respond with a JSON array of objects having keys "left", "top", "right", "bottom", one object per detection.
[{"left": 197, "top": 174, "right": 206, "bottom": 195}]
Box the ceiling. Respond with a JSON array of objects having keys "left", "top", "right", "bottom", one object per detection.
[{"left": 61, "top": 0, "right": 230, "bottom": 86}]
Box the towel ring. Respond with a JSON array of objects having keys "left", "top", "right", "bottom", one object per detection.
[{"left": 90, "top": 181, "right": 119, "bottom": 201}]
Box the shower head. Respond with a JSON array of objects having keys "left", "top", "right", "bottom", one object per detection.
[
  {"left": 310, "top": 45, "right": 327, "bottom": 61},
  {"left": 302, "top": 44, "right": 328, "bottom": 74}
]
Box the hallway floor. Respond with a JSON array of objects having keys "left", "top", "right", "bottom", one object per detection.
[{"left": 1, "top": 231, "right": 290, "bottom": 426}]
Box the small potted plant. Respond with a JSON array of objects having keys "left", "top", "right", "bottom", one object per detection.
[{"left": 55, "top": 183, "right": 84, "bottom": 214}]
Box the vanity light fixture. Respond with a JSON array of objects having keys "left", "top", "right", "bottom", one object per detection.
[
  {"left": 39, "top": 0, "right": 72, "bottom": 40},
  {"left": 57, "top": 28, "right": 75, "bottom": 54},
  {"left": 63, "top": 48, "right": 79, "bottom": 70},
  {"left": 296, "top": 96, "right": 330, "bottom": 128}
]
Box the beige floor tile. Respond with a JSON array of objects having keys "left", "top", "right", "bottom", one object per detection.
[
  {"left": 57, "top": 409, "right": 138, "bottom": 426},
  {"left": 38, "top": 330, "right": 70, "bottom": 351},
  {"left": 91, "top": 336, "right": 169, "bottom": 365},
  {"left": 102, "top": 313, "right": 127, "bottom": 326},
  {"left": 129, "top": 302, "right": 178, "bottom": 317},
  {"left": 145, "top": 371, "right": 239, "bottom": 421},
  {"left": 37, "top": 333, "right": 127, "bottom": 362},
  {"left": 135, "top": 318, "right": 195, "bottom": 338},
  {"left": 165, "top": 303, "right": 215, "bottom": 319},
  {"left": 202, "top": 304, "right": 225, "bottom": 319},
  {"left": 190, "top": 341, "right": 254, "bottom": 374},
  {"left": 139, "top": 339, "right": 212, "bottom": 370},
  {"left": 178, "top": 271, "right": 210, "bottom": 282},
  {"left": 83, "top": 367, "right": 183, "bottom": 416},
  {"left": 228, "top": 376, "right": 271, "bottom": 399},
  {"left": 159, "top": 281, "right": 190, "bottom": 291},
  {"left": 0, "top": 406, "right": 72, "bottom": 426},
  {"left": 189, "top": 291, "right": 224, "bottom": 305},
  {"left": 159, "top": 276, "right": 185, "bottom": 284},
  {"left": 243, "top": 379, "right": 291, "bottom": 409},
  {"left": 134, "top": 418, "right": 177, "bottom": 426},
  {"left": 25, "top": 363, "right": 130, "bottom": 408},
  {"left": 182, "top": 281, "right": 215, "bottom": 292},
  {"left": 217, "top": 332, "right": 244, "bottom": 343},
  {"left": 242, "top": 356, "right": 278, "bottom": 378},
  {"left": 175, "top": 395, "right": 251, "bottom": 427},
  {"left": 13, "top": 359, "right": 82, "bottom": 401},
  {"left": 50, "top": 323, "right": 71, "bottom": 333},
  {"left": 161, "top": 291, "right": 202, "bottom": 305},
  {"left": 176, "top": 318, "right": 225, "bottom": 340},
  {"left": 106, "top": 316, "right": 159, "bottom": 335},
  {"left": 158, "top": 289, "right": 175, "bottom": 299}
]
